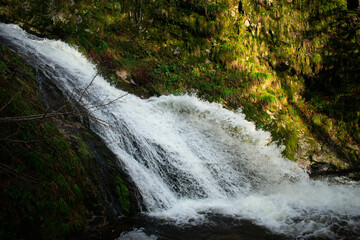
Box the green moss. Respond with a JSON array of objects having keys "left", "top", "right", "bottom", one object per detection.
[
  {"left": 77, "top": 136, "right": 92, "bottom": 165},
  {"left": 115, "top": 176, "right": 130, "bottom": 212}
]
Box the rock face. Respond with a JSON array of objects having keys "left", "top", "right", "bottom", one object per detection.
[{"left": 307, "top": 154, "right": 337, "bottom": 176}]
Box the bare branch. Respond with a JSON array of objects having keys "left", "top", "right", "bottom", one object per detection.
[
  {"left": 0, "top": 87, "right": 23, "bottom": 112},
  {"left": 0, "top": 109, "right": 112, "bottom": 126},
  {"left": 88, "top": 93, "right": 129, "bottom": 113},
  {"left": 0, "top": 111, "right": 75, "bottom": 122},
  {"left": 100, "top": 93, "right": 129, "bottom": 108},
  {"left": 0, "top": 72, "right": 125, "bottom": 127},
  {"left": 88, "top": 114, "right": 111, "bottom": 126},
  {"left": 0, "top": 129, "right": 20, "bottom": 140},
  {"left": 0, "top": 163, "right": 44, "bottom": 184},
  {"left": 0, "top": 138, "right": 43, "bottom": 143},
  {"left": 78, "top": 73, "right": 98, "bottom": 103}
]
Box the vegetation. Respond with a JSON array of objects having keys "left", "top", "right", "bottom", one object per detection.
[
  {"left": 0, "top": 0, "right": 359, "bottom": 237},
  {"left": 0, "top": 45, "right": 131, "bottom": 239}
]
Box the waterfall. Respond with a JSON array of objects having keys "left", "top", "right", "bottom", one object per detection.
[{"left": 1, "top": 23, "right": 359, "bottom": 239}]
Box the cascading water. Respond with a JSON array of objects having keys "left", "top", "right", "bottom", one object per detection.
[{"left": 1, "top": 23, "right": 359, "bottom": 239}]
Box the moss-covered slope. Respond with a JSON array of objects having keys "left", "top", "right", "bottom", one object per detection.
[
  {"left": 0, "top": 45, "right": 137, "bottom": 239},
  {"left": 1, "top": 0, "right": 359, "bottom": 168}
]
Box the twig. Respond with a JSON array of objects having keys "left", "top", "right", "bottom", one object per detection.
[
  {"left": 0, "top": 71, "right": 124, "bottom": 127},
  {"left": 78, "top": 73, "right": 98, "bottom": 103},
  {"left": 0, "top": 111, "right": 76, "bottom": 122},
  {"left": 0, "top": 87, "right": 23, "bottom": 112},
  {"left": 88, "top": 114, "right": 111, "bottom": 126},
  {"left": 0, "top": 130, "right": 19, "bottom": 141},
  {"left": 88, "top": 93, "right": 129, "bottom": 113},
  {"left": 0, "top": 163, "right": 44, "bottom": 184},
  {"left": 0, "top": 138, "right": 43, "bottom": 143}
]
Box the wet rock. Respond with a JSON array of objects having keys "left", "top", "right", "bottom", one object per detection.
[
  {"left": 308, "top": 161, "right": 337, "bottom": 175},
  {"left": 307, "top": 154, "right": 337, "bottom": 176}
]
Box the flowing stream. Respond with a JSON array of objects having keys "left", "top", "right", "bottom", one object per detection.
[{"left": 1, "top": 23, "right": 359, "bottom": 239}]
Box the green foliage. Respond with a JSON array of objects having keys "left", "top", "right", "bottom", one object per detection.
[{"left": 1, "top": 0, "right": 358, "bottom": 169}]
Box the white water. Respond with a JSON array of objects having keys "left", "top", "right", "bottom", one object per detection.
[
  {"left": 1, "top": 23, "right": 359, "bottom": 239},
  {"left": 116, "top": 228, "right": 157, "bottom": 240}
]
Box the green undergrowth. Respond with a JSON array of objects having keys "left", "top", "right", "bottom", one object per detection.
[
  {"left": 0, "top": 0, "right": 359, "bottom": 166},
  {"left": 0, "top": 45, "right": 130, "bottom": 239}
]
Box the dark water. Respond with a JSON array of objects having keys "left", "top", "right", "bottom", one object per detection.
[{"left": 76, "top": 214, "right": 291, "bottom": 240}]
